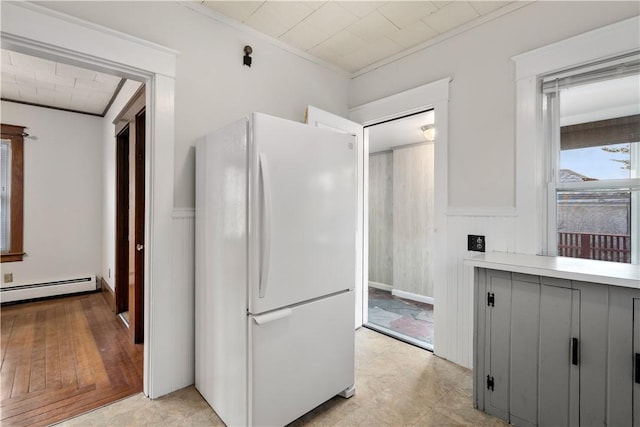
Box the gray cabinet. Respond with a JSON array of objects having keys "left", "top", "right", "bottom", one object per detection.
[
  {"left": 474, "top": 267, "right": 640, "bottom": 427},
  {"left": 538, "top": 280, "right": 579, "bottom": 427}
]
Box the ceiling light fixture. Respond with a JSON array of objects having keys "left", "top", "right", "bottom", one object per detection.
[{"left": 421, "top": 124, "right": 435, "bottom": 141}]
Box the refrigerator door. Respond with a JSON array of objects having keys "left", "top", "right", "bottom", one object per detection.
[
  {"left": 249, "top": 290, "right": 355, "bottom": 427},
  {"left": 249, "top": 113, "right": 357, "bottom": 314}
]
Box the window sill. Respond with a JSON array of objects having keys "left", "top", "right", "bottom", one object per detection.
[{"left": 1, "top": 252, "right": 25, "bottom": 263}]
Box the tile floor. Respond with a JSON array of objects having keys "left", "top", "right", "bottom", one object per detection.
[
  {"left": 368, "top": 287, "right": 434, "bottom": 347},
  {"left": 57, "top": 329, "right": 506, "bottom": 426}
]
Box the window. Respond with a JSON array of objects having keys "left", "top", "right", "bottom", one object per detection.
[
  {"left": 1, "top": 124, "right": 25, "bottom": 263},
  {"left": 542, "top": 54, "right": 640, "bottom": 264}
]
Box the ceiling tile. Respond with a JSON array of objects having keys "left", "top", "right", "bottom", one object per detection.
[
  {"left": 56, "top": 62, "right": 98, "bottom": 81},
  {"left": 331, "top": 50, "right": 376, "bottom": 73},
  {"left": 336, "top": 35, "right": 404, "bottom": 71},
  {"left": 363, "top": 36, "right": 405, "bottom": 64},
  {"left": 3, "top": 63, "right": 36, "bottom": 81},
  {"left": 2, "top": 82, "right": 20, "bottom": 99},
  {"left": 8, "top": 51, "right": 56, "bottom": 73},
  {"left": 308, "top": 30, "right": 367, "bottom": 59},
  {"left": 422, "top": 1, "right": 479, "bottom": 34},
  {"left": 17, "top": 84, "right": 37, "bottom": 100},
  {"left": 35, "top": 71, "right": 74, "bottom": 89},
  {"left": 244, "top": 2, "right": 320, "bottom": 38},
  {"left": 15, "top": 75, "right": 54, "bottom": 91},
  {"left": 2, "top": 48, "right": 122, "bottom": 115},
  {"left": 432, "top": 1, "right": 453, "bottom": 9},
  {"left": 201, "top": 1, "right": 264, "bottom": 22},
  {"left": 280, "top": 2, "right": 359, "bottom": 51},
  {"left": 1, "top": 71, "right": 16, "bottom": 84},
  {"left": 74, "top": 78, "right": 116, "bottom": 93},
  {"left": 469, "top": 1, "right": 512, "bottom": 16},
  {"left": 379, "top": 1, "right": 438, "bottom": 28},
  {"left": 95, "top": 73, "right": 122, "bottom": 85},
  {"left": 346, "top": 11, "right": 399, "bottom": 42},
  {"left": 387, "top": 20, "right": 439, "bottom": 49},
  {"left": 337, "top": 1, "right": 387, "bottom": 18}
]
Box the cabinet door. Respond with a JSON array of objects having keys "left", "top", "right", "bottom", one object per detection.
[
  {"left": 484, "top": 269, "right": 512, "bottom": 421},
  {"left": 607, "top": 287, "right": 636, "bottom": 426},
  {"left": 538, "top": 283, "right": 580, "bottom": 427},
  {"left": 572, "top": 281, "right": 608, "bottom": 426},
  {"left": 510, "top": 274, "right": 540, "bottom": 427}
]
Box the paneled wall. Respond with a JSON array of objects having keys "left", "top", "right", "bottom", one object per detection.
[
  {"left": 436, "top": 212, "right": 517, "bottom": 368},
  {"left": 170, "top": 209, "right": 196, "bottom": 389},
  {"left": 368, "top": 152, "right": 393, "bottom": 285},
  {"left": 393, "top": 144, "right": 434, "bottom": 297},
  {"left": 368, "top": 144, "right": 435, "bottom": 298}
]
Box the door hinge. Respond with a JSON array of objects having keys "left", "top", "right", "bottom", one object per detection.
[
  {"left": 487, "top": 375, "right": 494, "bottom": 391},
  {"left": 487, "top": 292, "right": 495, "bottom": 307}
]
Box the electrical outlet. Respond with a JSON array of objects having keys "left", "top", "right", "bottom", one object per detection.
[
  {"left": 4, "top": 273, "right": 13, "bottom": 283},
  {"left": 468, "top": 235, "right": 486, "bottom": 252}
]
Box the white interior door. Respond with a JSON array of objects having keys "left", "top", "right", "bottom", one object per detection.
[{"left": 306, "top": 106, "right": 366, "bottom": 328}]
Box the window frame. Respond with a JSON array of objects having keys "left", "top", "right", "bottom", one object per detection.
[
  {"left": 542, "top": 78, "right": 640, "bottom": 262},
  {"left": 512, "top": 16, "right": 640, "bottom": 260},
  {"left": 1, "top": 124, "right": 25, "bottom": 263}
]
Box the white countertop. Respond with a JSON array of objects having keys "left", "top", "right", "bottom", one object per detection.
[{"left": 464, "top": 252, "right": 640, "bottom": 289}]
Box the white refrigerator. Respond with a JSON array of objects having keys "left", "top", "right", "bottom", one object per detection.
[{"left": 195, "top": 113, "right": 357, "bottom": 427}]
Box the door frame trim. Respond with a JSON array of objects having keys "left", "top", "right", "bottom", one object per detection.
[
  {"left": 349, "top": 77, "right": 450, "bottom": 357},
  {"left": 2, "top": 2, "right": 177, "bottom": 398}
]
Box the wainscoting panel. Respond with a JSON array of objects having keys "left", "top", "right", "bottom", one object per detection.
[
  {"left": 436, "top": 213, "right": 517, "bottom": 368},
  {"left": 171, "top": 208, "right": 196, "bottom": 388}
]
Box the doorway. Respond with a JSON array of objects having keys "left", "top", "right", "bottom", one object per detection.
[
  {"left": 115, "top": 88, "right": 146, "bottom": 344},
  {"left": 365, "top": 110, "right": 435, "bottom": 350}
]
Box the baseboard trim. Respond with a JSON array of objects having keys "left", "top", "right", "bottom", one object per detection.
[
  {"left": 368, "top": 281, "right": 393, "bottom": 291},
  {"left": 391, "top": 289, "right": 434, "bottom": 305},
  {"left": 101, "top": 277, "right": 116, "bottom": 313}
]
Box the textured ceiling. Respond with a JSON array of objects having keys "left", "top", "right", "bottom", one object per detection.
[
  {"left": 1, "top": 2, "right": 522, "bottom": 116},
  {"left": 1, "top": 49, "right": 123, "bottom": 116},
  {"left": 201, "top": 1, "right": 516, "bottom": 73}
]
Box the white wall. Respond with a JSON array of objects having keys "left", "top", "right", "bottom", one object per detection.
[
  {"left": 1, "top": 101, "right": 102, "bottom": 286},
  {"left": 100, "top": 80, "right": 144, "bottom": 292},
  {"left": 350, "top": 1, "right": 640, "bottom": 209},
  {"left": 36, "top": 1, "right": 351, "bottom": 209},
  {"left": 350, "top": 1, "right": 639, "bottom": 368}
]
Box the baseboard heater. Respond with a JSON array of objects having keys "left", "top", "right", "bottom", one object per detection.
[{"left": 0, "top": 276, "right": 97, "bottom": 303}]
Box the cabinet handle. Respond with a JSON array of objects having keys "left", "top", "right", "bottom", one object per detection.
[
  {"left": 635, "top": 353, "right": 640, "bottom": 384},
  {"left": 571, "top": 338, "right": 579, "bottom": 366}
]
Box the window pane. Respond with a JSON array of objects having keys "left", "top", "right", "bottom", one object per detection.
[
  {"left": 557, "top": 190, "right": 634, "bottom": 263},
  {"left": 560, "top": 142, "right": 636, "bottom": 181},
  {"left": 558, "top": 74, "right": 639, "bottom": 182},
  {"left": 0, "top": 139, "right": 11, "bottom": 253}
]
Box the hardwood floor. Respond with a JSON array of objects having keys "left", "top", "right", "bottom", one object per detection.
[{"left": 0, "top": 292, "right": 143, "bottom": 426}]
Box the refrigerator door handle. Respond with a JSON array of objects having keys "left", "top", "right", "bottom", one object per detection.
[
  {"left": 259, "top": 152, "right": 272, "bottom": 299},
  {"left": 253, "top": 308, "right": 292, "bottom": 325}
]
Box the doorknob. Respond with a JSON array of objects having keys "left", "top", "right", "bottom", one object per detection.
[{"left": 136, "top": 244, "right": 144, "bottom": 252}]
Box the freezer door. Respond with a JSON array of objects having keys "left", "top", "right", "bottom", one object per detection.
[
  {"left": 249, "top": 113, "right": 357, "bottom": 314},
  {"left": 249, "top": 290, "right": 355, "bottom": 427}
]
